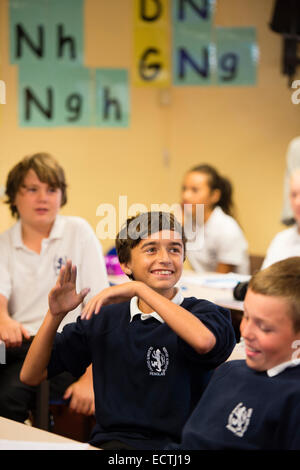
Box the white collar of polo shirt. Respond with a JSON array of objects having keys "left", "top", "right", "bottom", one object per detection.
[
  {"left": 267, "top": 358, "right": 300, "bottom": 377},
  {"left": 130, "top": 288, "right": 184, "bottom": 323},
  {"left": 12, "top": 215, "right": 65, "bottom": 250}
]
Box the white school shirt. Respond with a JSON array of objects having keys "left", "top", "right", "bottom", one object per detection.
[
  {"left": 281, "top": 137, "right": 300, "bottom": 222},
  {"left": 262, "top": 225, "right": 300, "bottom": 269},
  {"left": 184, "top": 206, "right": 250, "bottom": 274},
  {"left": 0, "top": 215, "right": 109, "bottom": 335},
  {"left": 130, "top": 288, "right": 184, "bottom": 324}
]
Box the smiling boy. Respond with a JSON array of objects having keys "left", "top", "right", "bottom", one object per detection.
[
  {"left": 20, "top": 211, "right": 235, "bottom": 450},
  {"left": 167, "top": 257, "right": 300, "bottom": 450}
]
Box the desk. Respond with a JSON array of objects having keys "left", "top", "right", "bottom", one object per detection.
[
  {"left": 0, "top": 417, "right": 97, "bottom": 450},
  {"left": 178, "top": 271, "right": 246, "bottom": 343}
]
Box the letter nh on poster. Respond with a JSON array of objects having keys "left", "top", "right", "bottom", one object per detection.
[
  {"left": 9, "top": 0, "right": 129, "bottom": 127},
  {"left": 15, "top": 24, "right": 77, "bottom": 60}
]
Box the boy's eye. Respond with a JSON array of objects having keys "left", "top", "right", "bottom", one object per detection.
[{"left": 259, "top": 324, "right": 272, "bottom": 333}]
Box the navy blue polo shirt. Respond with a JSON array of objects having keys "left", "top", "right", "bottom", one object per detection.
[{"left": 47, "top": 297, "right": 235, "bottom": 449}]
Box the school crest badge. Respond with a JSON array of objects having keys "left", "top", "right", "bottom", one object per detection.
[
  {"left": 53, "top": 255, "right": 67, "bottom": 276},
  {"left": 226, "top": 402, "right": 253, "bottom": 437},
  {"left": 147, "top": 347, "right": 169, "bottom": 376}
]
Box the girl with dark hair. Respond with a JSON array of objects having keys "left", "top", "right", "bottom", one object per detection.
[{"left": 181, "top": 164, "right": 249, "bottom": 274}]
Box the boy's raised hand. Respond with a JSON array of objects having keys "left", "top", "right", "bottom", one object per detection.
[
  {"left": 49, "top": 260, "right": 90, "bottom": 317},
  {"left": 81, "top": 282, "right": 138, "bottom": 320}
]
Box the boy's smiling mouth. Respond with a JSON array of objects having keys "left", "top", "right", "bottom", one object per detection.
[
  {"left": 151, "top": 269, "right": 174, "bottom": 276},
  {"left": 245, "top": 343, "right": 261, "bottom": 357}
]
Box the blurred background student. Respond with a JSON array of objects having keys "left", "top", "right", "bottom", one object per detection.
[
  {"left": 262, "top": 168, "right": 300, "bottom": 269},
  {"left": 281, "top": 137, "right": 300, "bottom": 226},
  {"left": 0, "top": 153, "right": 109, "bottom": 423},
  {"left": 181, "top": 164, "right": 249, "bottom": 275}
]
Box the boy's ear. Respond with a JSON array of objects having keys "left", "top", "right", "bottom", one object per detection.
[{"left": 120, "top": 262, "right": 132, "bottom": 276}]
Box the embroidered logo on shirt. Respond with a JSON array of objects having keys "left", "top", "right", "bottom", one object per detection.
[
  {"left": 226, "top": 402, "right": 253, "bottom": 437},
  {"left": 147, "top": 347, "right": 169, "bottom": 376},
  {"left": 53, "top": 255, "right": 67, "bottom": 276}
]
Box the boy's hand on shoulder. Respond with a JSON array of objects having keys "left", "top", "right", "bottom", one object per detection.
[
  {"left": 81, "top": 281, "right": 140, "bottom": 320},
  {"left": 49, "top": 260, "right": 90, "bottom": 318}
]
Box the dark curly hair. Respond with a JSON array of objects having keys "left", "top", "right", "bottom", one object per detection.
[{"left": 116, "top": 211, "right": 186, "bottom": 279}]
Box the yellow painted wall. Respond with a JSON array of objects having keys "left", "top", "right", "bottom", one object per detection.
[{"left": 0, "top": 0, "right": 300, "bottom": 257}]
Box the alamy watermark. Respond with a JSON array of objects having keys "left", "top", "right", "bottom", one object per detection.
[
  {"left": 291, "top": 80, "right": 300, "bottom": 104},
  {"left": 0, "top": 340, "right": 6, "bottom": 364},
  {"left": 0, "top": 80, "right": 6, "bottom": 104},
  {"left": 95, "top": 197, "right": 204, "bottom": 251},
  {"left": 291, "top": 340, "right": 300, "bottom": 364}
]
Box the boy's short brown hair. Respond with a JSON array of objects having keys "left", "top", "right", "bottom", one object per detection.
[
  {"left": 249, "top": 257, "right": 300, "bottom": 332},
  {"left": 5, "top": 153, "right": 67, "bottom": 218},
  {"left": 116, "top": 211, "right": 186, "bottom": 268}
]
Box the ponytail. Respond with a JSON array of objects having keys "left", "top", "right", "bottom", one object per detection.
[{"left": 218, "top": 175, "right": 233, "bottom": 216}]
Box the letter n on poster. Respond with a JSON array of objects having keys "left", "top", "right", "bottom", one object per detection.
[{"left": 172, "top": 0, "right": 216, "bottom": 86}]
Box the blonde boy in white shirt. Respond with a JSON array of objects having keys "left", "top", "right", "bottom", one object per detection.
[{"left": 0, "top": 153, "right": 108, "bottom": 422}]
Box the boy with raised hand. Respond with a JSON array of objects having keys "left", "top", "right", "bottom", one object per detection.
[
  {"left": 21, "top": 211, "right": 235, "bottom": 450},
  {"left": 167, "top": 257, "right": 300, "bottom": 450}
]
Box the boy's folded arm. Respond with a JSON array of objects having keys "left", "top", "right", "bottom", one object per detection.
[
  {"left": 135, "top": 283, "right": 216, "bottom": 354},
  {"left": 80, "top": 277, "right": 217, "bottom": 354},
  {"left": 20, "top": 310, "right": 63, "bottom": 386},
  {"left": 81, "top": 281, "right": 215, "bottom": 354}
]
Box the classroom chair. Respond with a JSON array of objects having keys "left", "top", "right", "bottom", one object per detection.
[{"left": 34, "top": 380, "right": 95, "bottom": 442}]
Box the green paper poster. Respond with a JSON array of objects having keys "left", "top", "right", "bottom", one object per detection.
[
  {"left": 215, "top": 27, "right": 258, "bottom": 86},
  {"left": 172, "top": 0, "right": 216, "bottom": 31},
  {"left": 173, "top": 27, "right": 215, "bottom": 86},
  {"left": 95, "top": 69, "right": 129, "bottom": 128},
  {"left": 18, "top": 64, "right": 92, "bottom": 127},
  {"left": 9, "top": 0, "right": 84, "bottom": 65},
  {"left": 172, "top": 0, "right": 216, "bottom": 86}
]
